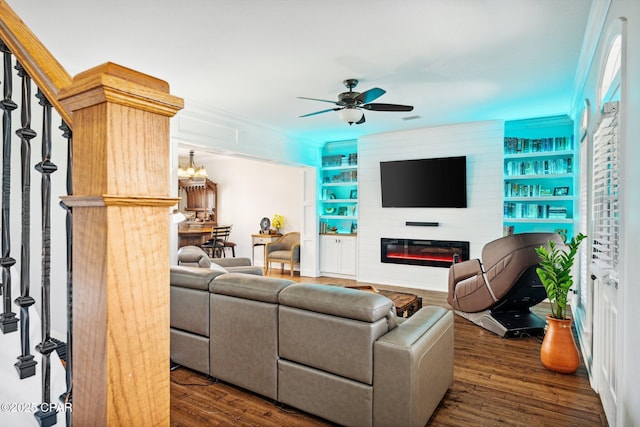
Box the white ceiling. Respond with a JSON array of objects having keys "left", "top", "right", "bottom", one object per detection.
[{"left": 9, "top": 0, "right": 592, "bottom": 144}]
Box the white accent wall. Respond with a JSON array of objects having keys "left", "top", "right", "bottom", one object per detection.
[
  {"left": 357, "top": 120, "right": 504, "bottom": 292},
  {"left": 197, "top": 156, "right": 307, "bottom": 268}
]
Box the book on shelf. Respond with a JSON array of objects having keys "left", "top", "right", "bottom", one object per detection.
[{"left": 548, "top": 207, "right": 568, "bottom": 219}]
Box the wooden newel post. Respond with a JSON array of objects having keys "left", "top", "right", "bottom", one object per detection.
[{"left": 59, "top": 62, "right": 183, "bottom": 426}]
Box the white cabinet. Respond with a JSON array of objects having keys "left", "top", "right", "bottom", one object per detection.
[{"left": 319, "top": 234, "right": 357, "bottom": 277}]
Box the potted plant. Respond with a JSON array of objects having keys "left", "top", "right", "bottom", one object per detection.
[
  {"left": 535, "top": 232, "right": 587, "bottom": 374},
  {"left": 272, "top": 214, "right": 284, "bottom": 234}
]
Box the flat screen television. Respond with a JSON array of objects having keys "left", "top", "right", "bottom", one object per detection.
[{"left": 380, "top": 156, "right": 467, "bottom": 208}]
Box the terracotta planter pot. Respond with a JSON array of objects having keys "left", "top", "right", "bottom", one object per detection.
[{"left": 540, "top": 314, "right": 580, "bottom": 374}]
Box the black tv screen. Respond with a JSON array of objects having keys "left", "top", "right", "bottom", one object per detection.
[{"left": 380, "top": 156, "right": 467, "bottom": 208}]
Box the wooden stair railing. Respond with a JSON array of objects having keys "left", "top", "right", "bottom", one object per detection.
[
  {"left": 0, "top": 1, "right": 72, "bottom": 127},
  {"left": 0, "top": 1, "right": 184, "bottom": 425}
]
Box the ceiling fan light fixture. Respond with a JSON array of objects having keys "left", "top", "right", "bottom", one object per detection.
[{"left": 339, "top": 108, "right": 364, "bottom": 125}]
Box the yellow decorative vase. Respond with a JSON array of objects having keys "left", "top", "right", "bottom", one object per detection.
[{"left": 540, "top": 315, "right": 580, "bottom": 374}]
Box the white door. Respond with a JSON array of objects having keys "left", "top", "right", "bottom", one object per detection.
[{"left": 591, "top": 108, "right": 620, "bottom": 425}]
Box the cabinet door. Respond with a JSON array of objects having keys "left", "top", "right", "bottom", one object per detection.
[
  {"left": 338, "top": 236, "right": 357, "bottom": 276},
  {"left": 319, "top": 236, "right": 340, "bottom": 274}
]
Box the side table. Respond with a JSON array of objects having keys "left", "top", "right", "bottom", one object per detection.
[{"left": 251, "top": 233, "right": 281, "bottom": 266}]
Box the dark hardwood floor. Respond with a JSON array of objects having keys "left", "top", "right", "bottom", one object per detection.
[{"left": 171, "top": 271, "right": 608, "bottom": 426}]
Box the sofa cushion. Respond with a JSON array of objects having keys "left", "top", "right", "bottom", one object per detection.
[
  {"left": 170, "top": 265, "right": 222, "bottom": 291},
  {"left": 278, "top": 359, "right": 373, "bottom": 427},
  {"left": 170, "top": 329, "right": 210, "bottom": 375},
  {"left": 278, "top": 283, "right": 394, "bottom": 323},
  {"left": 268, "top": 250, "right": 292, "bottom": 261},
  {"left": 213, "top": 257, "right": 252, "bottom": 268},
  {"left": 279, "top": 305, "right": 389, "bottom": 385},
  {"left": 170, "top": 286, "right": 209, "bottom": 336},
  {"left": 211, "top": 273, "right": 294, "bottom": 302},
  {"left": 209, "top": 262, "right": 229, "bottom": 274},
  {"left": 224, "top": 265, "right": 264, "bottom": 275}
]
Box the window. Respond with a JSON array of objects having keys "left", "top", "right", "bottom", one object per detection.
[
  {"left": 591, "top": 107, "right": 619, "bottom": 284},
  {"left": 599, "top": 35, "right": 621, "bottom": 104}
]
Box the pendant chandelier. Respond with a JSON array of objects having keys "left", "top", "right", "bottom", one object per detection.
[{"left": 178, "top": 150, "right": 208, "bottom": 180}]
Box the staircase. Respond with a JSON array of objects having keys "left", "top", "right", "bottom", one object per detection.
[{"left": 0, "top": 1, "right": 183, "bottom": 425}]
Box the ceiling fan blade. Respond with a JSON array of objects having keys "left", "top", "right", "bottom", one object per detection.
[
  {"left": 355, "top": 87, "right": 385, "bottom": 104},
  {"left": 299, "top": 107, "right": 342, "bottom": 118},
  {"left": 297, "top": 96, "right": 339, "bottom": 105},
  {"left": 355, "top": 113, "right": 366, "bottom": 125},
  {"left": 362, "top": 103, "right": 414, "bottom": 112}
]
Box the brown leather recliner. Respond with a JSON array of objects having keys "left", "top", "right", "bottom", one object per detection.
[{"left": 448, "top": 232, "right": 563, "bottom": 337}]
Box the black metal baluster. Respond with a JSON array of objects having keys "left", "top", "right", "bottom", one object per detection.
[
  {"left": 58, "top": 120, "right": 72, "bottom": 427},
  {"left": 14, "top": 61, "right": 38, "bottom": 378},
  {"left": 34, "top": 89, "right": 58, "bottom": 427},
  {"left": 0, "top": 41, "right": 18, "bottom": 334}
]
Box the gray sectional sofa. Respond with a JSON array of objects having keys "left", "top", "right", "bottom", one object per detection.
[{"left": 170, "top": 259, "right": 454, "bottom": 427}]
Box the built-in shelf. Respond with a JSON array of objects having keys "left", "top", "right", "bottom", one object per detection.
[
  {"left": 503, "top": 116, "right": 577, "bottom": 237},
  {"left": 319, "top": 141, "right": 358, "bottom": 235},
  {"left": 504, "top": 218, "right": 575, "bottom": 224},
  {"left": 505, "top": 196, "right": 573, "bottom": 202},
  {"left": 319, "top": 141, "right": 358, "bottom": 277},
  {"left": 321, "top": 199, "right": 357, "bottom": 203}
]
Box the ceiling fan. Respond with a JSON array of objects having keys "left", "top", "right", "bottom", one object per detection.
[{"left": 298, "top": 79, "right": 414, "bottom": 125}]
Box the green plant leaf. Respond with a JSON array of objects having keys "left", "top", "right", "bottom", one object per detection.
[{"left": 535, "top": 232, "right": 587, "bottom": 319}]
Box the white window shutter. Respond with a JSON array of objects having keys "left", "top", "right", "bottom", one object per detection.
[{"left": 591, "top": 103, "right": 620, "bottom": 285}]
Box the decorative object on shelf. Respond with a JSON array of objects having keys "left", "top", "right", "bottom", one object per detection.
[
  {"left": 536, "top": 232, "right": 587, "bottom": 374},
  {"left": 272, "top": 214, "right": 284, "bottom": 234},
  {"left": 337, "top": 206, "right": 347, "bottom": 216},
  {"left": 178, "top": 150, "right": 208, "bottom": 181},
  {"left": 260, "top": 217, "right": 271, "bottom": 234},
  {"left": 325, "top": 206, "right": 335, "bottom": 214},
  {"left": 350, "top": 189, "right": 358, "bottom": 199},
  {"left": 553, "top": 186, "right": 569, "bottom": 196}
]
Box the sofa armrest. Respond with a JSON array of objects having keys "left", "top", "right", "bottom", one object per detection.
[
  {"left": 373, "top": 306, "right": 454, "bottom": 427},
  {"left": 213, "top": 257, "right": 252, "bottom": 268},
  {"left": 449, "top": 258, "right": 482, "bottom": 284},
  {"left": 176, "top": 245, "right": 212, "bottom": 268}
]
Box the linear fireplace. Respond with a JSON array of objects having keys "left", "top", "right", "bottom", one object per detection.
[{"left": 381, "top": 238, "right": 470, "bottom": 268}]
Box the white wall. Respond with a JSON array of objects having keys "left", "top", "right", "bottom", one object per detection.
[
  {"left": 619, "top": 1, "right": 640, "bottom": 422},
  {"left": 357, "top": 120, "right": 504, "bottom": 292},
  {"left": 200, "top": 156, "right": 306, "bottom": 268},
  {"left": 568, "top": 1, "right": 640, "bottom": 424},
  {"left": 173, "top": 101, "right": 322, "bottom": 167}
]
